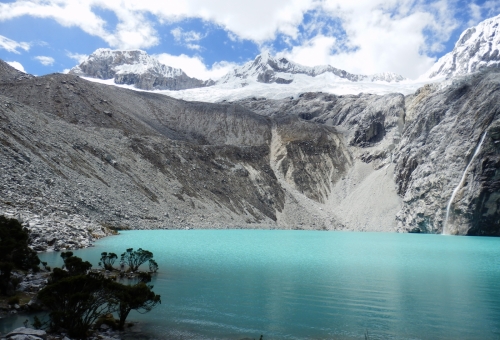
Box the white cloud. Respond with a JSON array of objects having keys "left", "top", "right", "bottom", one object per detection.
[
  {"left": 0, "top": 0, "right": 472, "bottom": 78},
  {"left": 171, "top": 27, "right": 203, "bottom": 42},
  {"left": 468, "top": 3, "right": 482, "bottom": 27},
  {"left": 6, "top": 61, "right": 26, "bottom": 73},
  {"left": 277, "top": 35, "right": 336, "bottom": 66},
  {"left": 277, "top": 0, "right": 458, "bottom": 79},
  {"left": 35, "top": 56, "right": 55, "bottom": 66},
  {"left": 154, "top": 53, "right": 237, "bottom": 80},
  {"left": 0, "top": 34, "right": 30, "bottom": 54},
  {"left": 66, "top": 52, "right": 88, "bottom": 63},
  {"left": 171, "top": 27, "right": 204, "bottom": 50},
  {"left": 0, "top": 1, "right": 159, "bottom": 50},
  {"left": 0, "top": 0, "right": 315, "bottom": 49}
]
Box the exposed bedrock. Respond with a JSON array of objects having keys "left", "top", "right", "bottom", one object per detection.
[
  {"left": 394, "top": 70, "right": 500, "bottom": 235},
  {"left": 237, "top": 91, "right": 406, "bottom": 232}
]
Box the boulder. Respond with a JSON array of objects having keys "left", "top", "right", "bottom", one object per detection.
[{"left": 5, "top": 327, "right": 47, "bottom": 340}]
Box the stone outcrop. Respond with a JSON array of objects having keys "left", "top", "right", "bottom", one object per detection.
[{"left": 4, "top": 327, "right": 47, "bottom": 340}]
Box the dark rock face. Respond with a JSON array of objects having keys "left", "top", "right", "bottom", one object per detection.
[
  {"left": 69, "top": 49, "right": 213, "bottom": 91},
  {"left": 237, "top": 71, "right": 500, "bottom": 236},
  {"left": 468, "top": 121, "right": 500, "bottom": 235},
  {"left": 236, "top": 92, "right": 405, "bottom": 148}
]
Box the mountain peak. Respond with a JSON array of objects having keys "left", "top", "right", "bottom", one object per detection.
[
  {"left": 425, "top": 14, "right": 500, "bottom": 79},
  {"left": 0, "top": 60, "right": 33, "bottom": 81},
  {"left": 69, "top": 49, "right": 213, "bottom": 91}
]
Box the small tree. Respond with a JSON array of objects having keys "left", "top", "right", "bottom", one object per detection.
[
  {"left": 38, "top": 253, "right": 115, "bottom": 338},
  {"left": 148, "top": 259, "right": 158, "bottom": 273},
  {"left": 120, "top": 248, "right": 153, "bottom": 272},
  {"left": 61, "top": 252, "right": 92, "bottom": 276},
  {"left": 38, "top": 272, "right": 115, "bottom": 338},
  {"left": 99, "top": 252, "right": 118, "bottom": 271},
  {"left": 0, "top": 262, "right": 14, "bottom": 295},
  {"left": 110, "top": 281, "right": 161, "bottom": 330},
  {"left": 0, "top": 216, "right": 40, "bottom": 295},
  {"left": 0, "top": 216, "right": 40, "bottom": 271}
]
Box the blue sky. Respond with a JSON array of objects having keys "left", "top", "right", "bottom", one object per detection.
[{"left": 0, "top": 0, "right": 499, "bottom": 79}]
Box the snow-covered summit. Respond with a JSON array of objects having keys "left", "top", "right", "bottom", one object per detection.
[
  {"left": 218, "top": 52, "right": 406, "bottom": 86},
  {"left": 70, "top": 49, "right": 213, "bottom": 91},
  {"left": 424, "top": 14, "right": 500, "bottom": 79}
]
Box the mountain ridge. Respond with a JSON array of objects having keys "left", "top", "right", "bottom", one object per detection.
[
  {"left": 69, "top": 49, "right": 214, "bottom": 91},
  {"left": 217, "top": 52, "right": 407, "bottom": 86}
]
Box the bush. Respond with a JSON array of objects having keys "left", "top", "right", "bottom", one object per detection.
[
  {"left": 120, "top": 248, "right": 153, "bottom": 272},
  {"left": 99, "top": 252, "right": 118, "bottom": 271},
  {"left": 38, "top": 250, "right": 161, "bottom": 337},
  {"left": 0, "top": 216, "right": 40, "bottom": 271},
  {"left": 0, "top": 216, "right": 41, "bottom": 295}
]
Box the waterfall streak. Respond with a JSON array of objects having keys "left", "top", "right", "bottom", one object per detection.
[{"left": 443, "top": 132, "right": 487, "bottom": 234}]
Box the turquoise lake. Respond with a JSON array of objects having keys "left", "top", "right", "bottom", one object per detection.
[{"left": 7, "top": 230, "right": 500, "bottom": 339}]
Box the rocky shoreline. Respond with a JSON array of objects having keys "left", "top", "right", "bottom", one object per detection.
[{"left": 0, "top": 208, "right": 115, "bottom": 252}]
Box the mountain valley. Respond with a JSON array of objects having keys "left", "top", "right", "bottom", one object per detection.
[{"left": 0, "top": 15, "right": 500, "bottom": 251}]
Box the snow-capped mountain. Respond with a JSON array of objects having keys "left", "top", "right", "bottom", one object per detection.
[
  {"left": 74, "top": 50, "right": 415, "bottom": 103},
  {"left": 69, "top": 49, "right": 214, "bottom": 91},
  {"left": 425, "top": 14, "right": 500, "bottom": 79},
  {"left": 217, "top": 52, "right": 406, "bottom": 86}
]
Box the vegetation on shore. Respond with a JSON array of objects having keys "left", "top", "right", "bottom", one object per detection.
[
  {"left": 38, "top": 249, "right": 161, "bottom": 338},
  {"left": 1, "top": 215, "right": 161, "bottom": 338},
  {"left": 0, "top": 216, "right": 40, "bottom": 296}
]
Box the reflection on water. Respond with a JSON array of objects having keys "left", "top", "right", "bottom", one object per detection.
[{"left": 3, "top": 230, "right": 500, "bottom": 340}]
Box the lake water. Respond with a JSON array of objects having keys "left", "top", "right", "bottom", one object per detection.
[{"left": 5, "top": 230, "right": 500, "bottom": 339}]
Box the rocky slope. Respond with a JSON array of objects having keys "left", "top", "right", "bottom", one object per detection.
[
  {"left": 235, "top": 69, "right": 500, "bottom": 235},
  {"left": 425, "top": 14, "right": 500, "bottom": 79},
  {"left": 0, "top": 60, "right": 33, "bottom": 82},
  {"left": 70, "top": 49, "right": 213, "bottom": 91},
  {"left": 1, "top": 62, "right": 365, "bottom": 250}
]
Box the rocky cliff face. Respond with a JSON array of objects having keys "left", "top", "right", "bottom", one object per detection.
[
  {"left": 70, "top": 49, "right": 213, "bottom": 91},
  {"left": 394, "top": 70, "right": 500, "bottom": 235}
]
